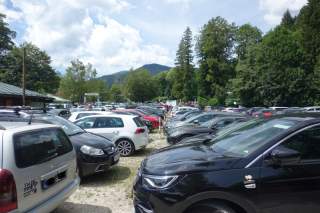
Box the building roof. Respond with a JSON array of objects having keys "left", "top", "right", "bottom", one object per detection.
[{"left": 0, "top": 82, "right": 53, "bottom": 101}]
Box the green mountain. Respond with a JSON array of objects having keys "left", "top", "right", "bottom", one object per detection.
[{"left": 98, "top": 63, "right": 171, "bottom": 86}]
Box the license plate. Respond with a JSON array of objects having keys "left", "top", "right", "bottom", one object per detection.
[{"left": 113, "top": 153, "right": 120, "bottom": 162}]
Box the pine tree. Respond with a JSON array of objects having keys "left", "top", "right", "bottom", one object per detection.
[
  {"left": 281, "top": 10, "right": 295, "bottom": 28},
  {"left": 174, "top": 27, "right": 196, "bottom": 101}
]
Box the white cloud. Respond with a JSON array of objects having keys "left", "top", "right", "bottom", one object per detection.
[
  {"left": 0, "top": 0, "right": 171, "bottom": 75},
  {"left": 165, "top": 0, "right": 192, "bottom": 3},
  {"left": 260, "top": 0, "right": 308, "bottom": 25}
]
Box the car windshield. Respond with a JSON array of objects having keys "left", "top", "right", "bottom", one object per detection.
[
  {"left": 36, "top": 115, "right": 84, "bottom": 136},
  {"left": 209, "top": 118, "right": 299, "bottom": 158}
]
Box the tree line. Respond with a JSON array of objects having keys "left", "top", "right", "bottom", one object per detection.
[
  {"left": 0, "top": 0, "right": 319, "bottom": 106},
  {"left": 155, "top": 0, "right": 320, "bottom": 107}
]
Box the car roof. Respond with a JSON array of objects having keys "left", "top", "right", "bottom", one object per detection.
[
  {"left": 0, "top": 121, "right": 58, "bottom": 130},
  {"left": 76, "top": 114, "right": 136, "bottom": 119}
]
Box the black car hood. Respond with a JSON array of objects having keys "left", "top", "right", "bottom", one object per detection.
[
  {"left": 69, "top": 132, "right": 113, "bottom": 149},
  {"left": 143, "top": 143, "right": 241, "bottom": 175}
]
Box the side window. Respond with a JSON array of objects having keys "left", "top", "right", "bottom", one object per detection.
[
  {"left": 75, "top": 117, "right": 96, "bottom": 129},
  {"left": 94, "top": 117, "right": 124, "bottom": 128},
  {"left": 279, "top": 126, "right": 320, "bottom": 161},
  {"left": 216, "top": 119, "right": 233, "bottom": 128},
  {"left": 197, "top": 115, "right": 210, "bottom": 122}
]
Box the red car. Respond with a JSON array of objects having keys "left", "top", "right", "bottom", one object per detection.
[{"left": 113, "top": 109, "right": 161, "bottom": 129}]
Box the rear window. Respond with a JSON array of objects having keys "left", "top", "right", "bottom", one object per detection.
[
  {"left": 14, "top": 128, "right": 73, "bottom": 168},
  {"left": 133, "top": 117, "right": 145, "bottom": 127}
]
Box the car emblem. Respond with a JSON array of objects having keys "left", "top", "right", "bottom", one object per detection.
[{"left": 244, "top": 175, "right": 256, "bottom": 189}]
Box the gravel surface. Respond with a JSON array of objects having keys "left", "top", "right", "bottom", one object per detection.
[{"left": 54, "top": 132, "right": 167, "bottom": 213}]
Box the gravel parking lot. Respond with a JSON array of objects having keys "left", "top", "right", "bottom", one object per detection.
[{"left": 54, "top": 132, "right": 167, "bottom": 213}]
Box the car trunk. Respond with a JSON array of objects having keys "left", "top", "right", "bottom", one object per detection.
[{"left": 3, "top": 127, "right": 77, "bottom": 212}]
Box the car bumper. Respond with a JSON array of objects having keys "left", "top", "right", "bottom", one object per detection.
[
  {"left": 78, "top": 152, "right": 120, "bottom": 177},
  {"left": 133, "top": 182, "right": 183, "bottom": 213},
  {"left": 24, "top": 177, "right": 80, "bottom": 213},
  {"left": 133, "top": 135, "right": 149, "bottom": 151}
]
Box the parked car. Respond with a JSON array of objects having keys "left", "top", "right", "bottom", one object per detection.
[
  {"left": 166, "top": 116, "right": 249, "bottom": 144},
  {"left": 74, "top": 114, "right": 149, "bottom": 156},
  {"left": 164, "top": 112, "right": 241, "bottom": 134},
  {"left": 68, "top": 111, "right": 113, "bottom": 122},
  {"left": 166, "top": 109, "right": 202, "bottom": 124},
  {"left": 134, "top": 114, "right": 320, "bottom": 213},
  {"left": 269, "top": 106, "right": 289, "bottom": 111},
  {"left": 137, "top": 106, "right": 164, "bottom": 118},
  {"left": 0, "top": 121, "right": 79, "bottom": 213},
  {"left": 281, "top": 107, "right": 305, "bottom": 114},
  {"left": 48, "top": 108, "right": 71, "bottom": 119},
  {"left": 178, "top": 118, "right": 259, "bottom": 145},
  {"left": 252, "top": 108, "right": 275, "bottom": 118},
  {"left": 246, "top": 107, "right": 264, "bottom": 116},
  {"left": 113, "top": 109, "right": 161, "bottom": 129},
  {"left": 304, "top": 106, "right": 320, "bottom": 112}
]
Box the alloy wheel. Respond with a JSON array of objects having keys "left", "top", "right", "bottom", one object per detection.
[{"left": 117, "top": 140, "right": 133, "bottom": 156}]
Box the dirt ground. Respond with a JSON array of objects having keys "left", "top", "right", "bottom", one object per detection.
[{"left": 54, "top": 132, "right": 167, "bottom": 213}]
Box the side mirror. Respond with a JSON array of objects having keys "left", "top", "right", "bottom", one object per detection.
[
  {"left": 269, "top": 146, "right": 301, "bottom": 166},
  {"left": 211, "top": 124, "right": 218, "bottom": 130},
  {"left": 193, "top": 120, "right": 199, "bottom": 124}
]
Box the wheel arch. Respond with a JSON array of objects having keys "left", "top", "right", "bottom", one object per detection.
[{"left": 178, "top": 191, "right": 258, "bottom": 213}]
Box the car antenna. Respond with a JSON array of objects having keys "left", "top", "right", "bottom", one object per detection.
[{"left": 28, "top": 112, "right": 33, "bottom": 125}]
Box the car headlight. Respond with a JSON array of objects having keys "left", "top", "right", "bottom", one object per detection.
[
  {"left": 80, "top": 145, "right": 104, "bottom": 156},
  {"left": 142, "top": 175, "right": 179, "bottom": 189},
  {"left": 105, "top": 146, "right": 116, "bottom": 155}
]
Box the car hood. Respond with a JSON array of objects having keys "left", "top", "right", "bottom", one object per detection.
[
  {"left": 142, "top": 143, "right": 241, "bottom": 175},
  {"left": 69, "top": 132, "right": 114, "bottom": 149}
]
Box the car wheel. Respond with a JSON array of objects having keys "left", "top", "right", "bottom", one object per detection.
[
  {"left": 116, "top": 139, "right": 134, "bottom": 156},
  {"left": 186, "top": 202, "right": 236, "bottom": 213}
]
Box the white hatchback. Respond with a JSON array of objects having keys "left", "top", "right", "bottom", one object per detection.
[{"left": 74, "top": 114, "right": 149, "bottom": 156}]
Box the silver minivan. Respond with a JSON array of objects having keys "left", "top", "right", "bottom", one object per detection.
[{"left": 0, "top": 122, "right": 79, "bottom": 213}]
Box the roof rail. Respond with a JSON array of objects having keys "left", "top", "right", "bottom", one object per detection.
[{"left": 0, "top": 106, "right": 47, "bottom": 113}]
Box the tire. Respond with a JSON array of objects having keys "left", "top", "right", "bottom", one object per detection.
[
  {"left": 116, "top": 139, "right": 135, "bottom": 157},
  {"left": 186, "top": 202, "right": 236, "bottom": 213}
]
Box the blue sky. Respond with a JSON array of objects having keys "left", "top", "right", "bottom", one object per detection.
[{"left": 0, "top": 0, "right": 308, "bottom": 76}]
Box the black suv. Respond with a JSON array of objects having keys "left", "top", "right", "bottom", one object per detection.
[{"left": 134, "top": 114, "right": 320, "bottom": 213}]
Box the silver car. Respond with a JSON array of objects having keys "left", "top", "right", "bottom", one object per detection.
[{"left": 0, "top": 121, "right": 79, "bottom": 213}]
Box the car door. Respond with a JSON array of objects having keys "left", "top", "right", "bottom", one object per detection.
[{"left": 258, "top": 125, "right": 320, "bottom": 213}]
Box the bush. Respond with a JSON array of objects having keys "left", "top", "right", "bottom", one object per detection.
[{"left": 208, "top": 98, "right": 219, "bottom": 106}]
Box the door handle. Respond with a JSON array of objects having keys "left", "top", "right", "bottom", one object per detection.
[{"left": 112, "top": 131, "right": 119, "bottom": 134}]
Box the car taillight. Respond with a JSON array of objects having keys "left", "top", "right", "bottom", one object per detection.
[
  {"left": 0, "top": 169, "right": 17, "bottom": 213},
  {"left": 135, "top": 128, "right": 145, "bottom": 134}
]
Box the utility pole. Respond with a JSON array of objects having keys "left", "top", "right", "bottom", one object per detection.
[{"left": 22, "top": 47, "right": 26, "bottom": 106}]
